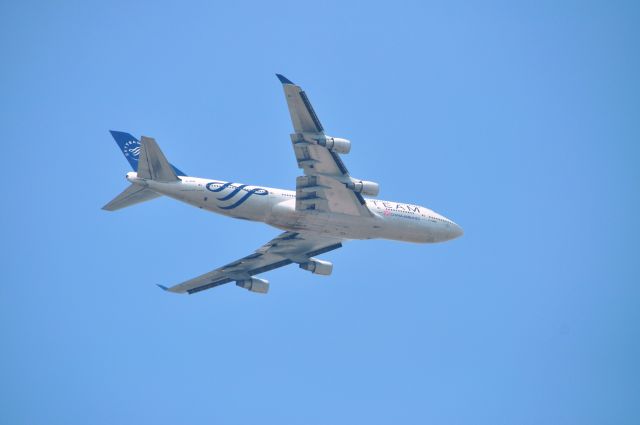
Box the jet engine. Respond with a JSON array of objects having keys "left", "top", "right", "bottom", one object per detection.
[
  {"left": 347, "top": 179, "right": 380, "bottom": 197},
  {"left": 236, "top": 277, "right": 269, "bottom": 294},
  {"left": 299, "top": 258, "right": 333, "bottom": 276},
  {"left": 304, "top": 134, "right": 351, "bottom": 154}
]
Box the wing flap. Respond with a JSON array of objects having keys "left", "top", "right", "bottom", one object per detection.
[
  {"left": 291, "top": 136, "right": 345, "bottom": 176},
  {"left": 296, "top": 175, "right": 369, "bottom": 216}
]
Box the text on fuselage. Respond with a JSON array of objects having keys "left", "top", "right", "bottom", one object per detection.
[{"left": 369, "top": 200, "right": 420, "bottom": 213}]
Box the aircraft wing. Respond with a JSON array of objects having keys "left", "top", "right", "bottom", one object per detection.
[
  {"left": 162, "top": 231, "right": 342, "bottom": 294},
  {"left": 276, "top": 74, "right": 374, "bottom": 217}
]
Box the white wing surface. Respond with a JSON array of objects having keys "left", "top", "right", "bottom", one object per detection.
[
  {"left": 277, "top": 74, "right": 374, "bottom": 217},
  {"left": 162, "top": 232, "right": 342, "bottom": 294}
]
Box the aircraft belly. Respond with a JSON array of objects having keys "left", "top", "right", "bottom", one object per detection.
[
  {"left": 269, "top": 196, "right": 384, "bottom": 238},
  {"left": 267, "top": 207, "right": 329, "bottom": 233},
  {"left": 295, "top": 212, "right": 330, "bottom": 232},
  {"left": 278, "top": 213, "right": 373, "bottom": 240}
]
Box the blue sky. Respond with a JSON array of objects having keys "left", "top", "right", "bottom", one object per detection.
[{"left": 1, "top": 1, "right": 639, "bottom": 424}]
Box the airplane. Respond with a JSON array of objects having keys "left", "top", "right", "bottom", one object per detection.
[{"left": 103, "top": 74, "right": 463, "bottom": 295}]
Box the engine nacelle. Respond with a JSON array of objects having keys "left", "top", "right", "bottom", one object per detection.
[
  {"left": 304, "top": 134, "right": 351, "bottom": 154},
  {"left": 299, "top": 258, "right": 333, "bottom": 276},
  {"left": 347, "top": 179, "right": 380, "bottom": 197},
  {"left": 236, "top": 277, "right": 269, "bottom": 294}
]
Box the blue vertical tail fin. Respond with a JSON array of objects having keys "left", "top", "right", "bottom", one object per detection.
[
  {"left": 110, "top": 131, "right": 140, "bottom": 170},
  {"left": 109, "top": 130, "right": 186, "bottom": 176}
]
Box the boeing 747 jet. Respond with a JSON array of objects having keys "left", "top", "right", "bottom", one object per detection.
[{"left": 104, "top": 75, "right": 463, "bottom": 294}]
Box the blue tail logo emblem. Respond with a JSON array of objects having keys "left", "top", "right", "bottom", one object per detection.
[
  {"left": 123, "top": 140, "right": 141, "bottom": 162},
  {"left": 206, "top": 181, "right": 268, "bottom": 209}
]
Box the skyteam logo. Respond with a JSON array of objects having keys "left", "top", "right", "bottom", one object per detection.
[
  {"left": 206, "top": 181, "right": 268, "bottom": 210},
  {"left": 123, "top": 139, "right": 141, "bottom": 162}
]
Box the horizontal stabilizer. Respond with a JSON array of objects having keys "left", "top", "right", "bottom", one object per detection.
[{"left": 102, "top": 184, "right": 160, "bottom": 211}]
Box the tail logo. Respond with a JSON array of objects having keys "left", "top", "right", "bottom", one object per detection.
[
  {"left": 206, "top": 181, "right": 268, "bottom": 209},
  {"left": 123, "top": 140, "right": 140, "bottom": 162}
]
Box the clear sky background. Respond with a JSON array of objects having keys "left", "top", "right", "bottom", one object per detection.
[{"left": 1, "top": 1, "right": 638, "bottom": 424}]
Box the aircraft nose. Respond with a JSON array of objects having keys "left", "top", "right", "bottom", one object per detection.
[
  {"left": 426, "top": 211, "right": 463, "bottom": 242},
  {"left": 439, "top": 217, "right": 463, "bottom": 241},
  {"left": 450, "top": 222, "right": 464, "bottom": 239}
]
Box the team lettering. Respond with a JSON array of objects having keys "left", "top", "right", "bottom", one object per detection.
[{"left": 370, "top": 200, "right": 420, "bottom": 213}]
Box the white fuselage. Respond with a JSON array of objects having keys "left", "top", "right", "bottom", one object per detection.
[{"left": 127, "top": 173, "right": 463, "bottom": 243}]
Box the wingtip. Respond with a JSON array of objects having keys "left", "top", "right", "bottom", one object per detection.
[
  {"left": 157, "top": 284, "right": 185, "bottom": 294},
  {"left": 276, "top": 73, "right": 294, "bottom": 85}
]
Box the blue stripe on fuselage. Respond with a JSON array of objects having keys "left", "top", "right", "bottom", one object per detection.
[
  {"left": 206, "top": 181, "right": 233, "bottom": 192},
  {"left": 217, "top": 184, "right": 248, "bottom": 201},
  {"left": 219, "top": 188, "right": 267, "bottom": 210}
]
